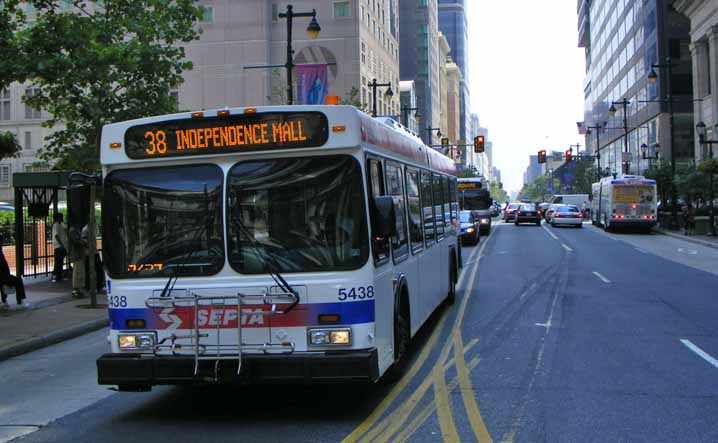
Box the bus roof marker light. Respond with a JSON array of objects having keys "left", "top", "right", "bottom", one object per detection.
[
  {"left": 332, "top": 125, "right": 346, "bottom": 133},
  {"left": 244, "top": 108, "right": 257, "bottom": 114},
  {"left": 191, "top": 112, "right": 204, "bottom": 119},
  {"left": 217, "top": 110, "right": 230, "bottom": 117},
  {"left": 110, "top": 142, "right": 122, "bottom": 149}
]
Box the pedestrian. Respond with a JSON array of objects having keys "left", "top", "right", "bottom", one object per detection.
[
  {"left": 68, "top": 225, "right": 87, "bottom": 298},
  {"left": 682, "top": 204, "right": 690, "bottom": 235},
  {"left": 81, "top": 224, "right": 105, "bottom": 293},
  {"left": 687, "top": 202, "right": 696, "bottom": 236},
  {"left": 52, "top": 213, "right": 68, "bottom": 282},
  {"left": 0, "top": 246, "right": 27, "bottom": 309}
]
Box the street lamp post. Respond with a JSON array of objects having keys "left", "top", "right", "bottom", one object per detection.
[
  {"left": 609, "top": 98, "right": 631, "bottom": 175},
  {"left": 696, "top": 121, "right": 718, "bottom": 236},
  {"left": 401, "top": 105, "right": 420, "bottom": 129},
  {"left": 426, "top": 127, "right": 441, "bottom": 146},
  {"left": 586, "top": 123, "right": 604, "bottom": 181},
  {"left": 278, "top": 5, "right": 321, "bottom": 105},
  {"left": 648, "top": 58, "right": 678, "bottom": 228},
  {"left": 368, "top": 78, "right": 394, "bottom": 117}
]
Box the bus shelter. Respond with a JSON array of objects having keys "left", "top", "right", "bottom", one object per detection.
[{"left": 10, "top": 171, "right": 70, "bottom": 277}]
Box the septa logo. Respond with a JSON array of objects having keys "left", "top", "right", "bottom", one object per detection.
[{"left": 156, "top": 307, "right": 266, "bottom": 329}]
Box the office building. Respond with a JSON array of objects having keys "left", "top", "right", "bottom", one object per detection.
[
  {"left": 673, "top": 0, "right": 718, "bottom": 161},
  {"left": 400, "top": 0, "right": 441, "bottom": 145},
  {"left": 399, "top": 80, "right": 421, "bottom": 134},
  {"left": 438, "top": 0, "right": 471, "bottom": 144},
  {"left": 579, "top": 0, "right": 694, "bottom": 175}
]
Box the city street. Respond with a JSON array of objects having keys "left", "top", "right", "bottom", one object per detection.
[{"left": 2, "top": 221, "right": 718, "bottom": 443}]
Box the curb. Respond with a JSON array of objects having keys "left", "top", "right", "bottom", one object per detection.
[
  {"left": 0, "top": 317, "right": 108, "bottom": 362},
  {"left": 655, "top": 229, "right": 718, "bottom": 249}
]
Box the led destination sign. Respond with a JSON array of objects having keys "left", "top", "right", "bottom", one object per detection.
[
  {"left": 457, "top": 182, "right": 481, "bottom": 190},
  {"left": 124, "top": 112, "right": 329, "bottom": 159}
]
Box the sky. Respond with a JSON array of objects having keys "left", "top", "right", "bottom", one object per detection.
[{"left": 467, "top": 1, "right": 587, "bottom": 194}]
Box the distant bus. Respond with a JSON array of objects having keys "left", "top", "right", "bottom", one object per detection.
[
  {"left": 591, "top": 175, "right": 657, "bottom": 232},
  {"left": 96, "top": 105, "right": 460, "bottom": 390},
  {"left": 457, "top": 177, "right": 492, "bottom": 233}
]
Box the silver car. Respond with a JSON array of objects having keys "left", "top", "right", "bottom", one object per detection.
[{"left": 550, "top": 205, "right": 584, "bottom": 228}]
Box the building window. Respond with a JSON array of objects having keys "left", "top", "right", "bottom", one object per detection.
[
  {"left": 333, "top": 1, "right": 351, "bottom": 18},
  {"left": 24, "top": 88, "right": 42, "bottom": 119},
  {"left": 0, "top": 89, "right": 10, "bottom": 120},
  {"left": 0, "top": 165, "right": 10, "bottom": 187},
  {"left": 200, "top": 6, "right": 213, "bottom": 23},
  {"left": 24, "top": 131, "right": 31, "bottom": 150}
]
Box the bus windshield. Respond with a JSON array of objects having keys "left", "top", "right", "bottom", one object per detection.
[
  {"left": 102, "top": 164, "right": 225, "bottom": 278},
  {"left": 226, "top": 155, "right": 369, "bottom": 274},
  {"left": 460, "top": 187, "right": 491, "bottom": 211}
]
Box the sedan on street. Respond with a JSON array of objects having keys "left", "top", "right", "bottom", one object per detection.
[
  {"left": 550, "top": 205, "right": 584, "bottom": 228},
  {"left": 514, "top": 204, "right": 542, "bottom": 226},
  {"left": 503, "top": 203, "right": 520, "bottom": 222},
  {"left": 459, "top": 210, "right": 480, "bottom": 245}
]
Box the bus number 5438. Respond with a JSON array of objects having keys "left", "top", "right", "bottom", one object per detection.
[{"left": 338, "top": 286, "right": 374, "bottom": 301}]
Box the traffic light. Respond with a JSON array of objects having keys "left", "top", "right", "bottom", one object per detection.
[
  {"left": 538, "top": 150, "right": 547, "bottom": 164},
  {"left": 565, "top": 148, "right": 573, "bottom": 162},
  {"left": 474, "top": 135, "right": 485, "bottom": 153}
]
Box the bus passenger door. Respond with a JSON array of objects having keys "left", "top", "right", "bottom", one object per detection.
[{"left": 368, "top": 158, "right": 396, "bottom": 371}]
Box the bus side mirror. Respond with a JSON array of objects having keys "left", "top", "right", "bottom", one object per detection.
[{"left": 372, "top": 196, "right": 397, "bottom": 239}]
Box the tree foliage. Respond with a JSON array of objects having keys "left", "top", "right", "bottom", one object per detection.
[
  {"left": 643, "top": 162, "right": 674, "bottom": 206},
  {"left": 0, "top": 131, "right": 22, "bottom": 161},
  {"left": 489, "top": 181, "right": 508, "bottom": 204},
  {"left": 1, "top": 0, "right": 203, "bottom": 171},
  {"left": 520, "top": 175, "right": 559, "bottom": 202}
]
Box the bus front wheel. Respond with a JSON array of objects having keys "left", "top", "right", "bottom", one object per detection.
[{"left": 384, "top": 289, "right": 411, "bottom": 383}]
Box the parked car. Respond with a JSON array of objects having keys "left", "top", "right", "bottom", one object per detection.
[
  {"left": 550, "top": 205, "right": 584, "bottom": 228},
  {"left": 514, "top": 204, "right": 542, "bottom": 226},
  {"left": 459, "top": 210, "right": 480, "bottom": 245},
  {"left": 503, "top": 203, "right": 520, "bottom": 222}
]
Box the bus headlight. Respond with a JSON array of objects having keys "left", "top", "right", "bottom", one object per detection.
[
  {"left": 118, "top": 332, "right": 156, "bottom": 350},
  {"left": 308, "top": 328, "right": 352, "bottom": 345}
]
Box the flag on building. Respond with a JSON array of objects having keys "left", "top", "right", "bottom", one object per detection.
[
  {"left": 576, "top": 121, "right": 586, "bottom": 135},
  {"left": 296, "top": 64, "right": 328, "bottom": 105}
]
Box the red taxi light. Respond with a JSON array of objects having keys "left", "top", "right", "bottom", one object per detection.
[
  {"left": 554, "top": 213, "right": 560, "bottom": 218},
  {"left": 578, "top": 213, "right": 583, "bottom": 218},
  {"left": 537, "top": 210, "right": 542, "bottom": 215}
]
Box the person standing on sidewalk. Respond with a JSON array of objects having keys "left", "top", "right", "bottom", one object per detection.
[
  {"left": 68, "top": 225, "right": 87, "bottom": 298},
  {"left": 0, "top": 246, "right": 27, "bottom": 308},
  {"left": 52, "top": 213, "right": 68, "bottom": 282}
]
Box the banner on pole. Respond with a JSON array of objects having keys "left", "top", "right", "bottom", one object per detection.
[{"left": 296, "top": 64, "right": 328, "bottom": 105}]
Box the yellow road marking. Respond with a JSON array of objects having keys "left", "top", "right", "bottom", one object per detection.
[
  {"left": 342, "top": 245, "right": 482, "bottom": 443},
  {"left": 392, "top": 357, "right": 481, "bottom": 443},
  {"left": 454, "top": 332, "right": 493, "bottom": 442},
  {"left": 433, "top": 361, "right": 460, "bottom": 442}
]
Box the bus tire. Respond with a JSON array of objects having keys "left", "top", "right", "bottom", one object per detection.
[
  {"left": 384, "top": 287, "right": 411, "bottom": 383},
  {"left": 445, "top": 253, "right": 457, "bottom": 306}
]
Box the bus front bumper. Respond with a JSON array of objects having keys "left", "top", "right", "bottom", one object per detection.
[{"left": 97, "top": 349, "right": 379, "bottom": 387}]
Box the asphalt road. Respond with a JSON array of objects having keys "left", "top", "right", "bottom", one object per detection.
[{"left": 2, "top": 221, "right": 718, "bottom": 442}]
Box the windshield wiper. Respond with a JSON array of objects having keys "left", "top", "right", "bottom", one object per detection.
[{"left": 230, "top": 211, "right": 299, "bottom": 313}]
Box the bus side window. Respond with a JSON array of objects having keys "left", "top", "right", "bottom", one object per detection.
[
  {"left": 386, "top": 162, "right": 409, "bottom": 261},
  {"left": 405, "top": 168, "right": 424, "bottom": 254},
  {"left": 368, "top": 158, "right": 390, "bottom": 264},
  {"left": 449, "top": 178, "right": 458, "bottom": 223},
  {"left": 433, "top": 173, "right": 445, "bottom": 238},
  {"left": 421, "top": 171, "right": 435, "bottom": 246},
  {"left": 445, "top": 177, "right": 455, "bottom": 226}
]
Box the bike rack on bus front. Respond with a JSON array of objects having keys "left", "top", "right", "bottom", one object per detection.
[{"left": 145, "top": 291, "right": 298, "bottom": 381}]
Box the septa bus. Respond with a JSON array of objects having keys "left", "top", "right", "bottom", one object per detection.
[
  {"left": 591, "top": 175, "right": 657, "bottom": 232},
  {"left": 457, "top": 177, "right": 493, "bottom": 233},
  {"left": 96, "top": 105, "right": 460, "bottom": 390}
]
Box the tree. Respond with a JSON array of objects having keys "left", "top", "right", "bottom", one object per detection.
[
  {"left": 4, "top": 0, "right": 203, "bottom": 171},
  {"left": 520, "top": 175, "right": 559, "bottom": 202},
  {"left": 489, "top": 181, "right": 508, "bottom": 204},
  {"left": 0, "top": 131, "right": 22, "bottom": 161},
  {"left": 698, "top": 158, "right": 718, "bottom": 236},
  {"left": 644, "top": 162, "right": 673, "bottom": 208}
]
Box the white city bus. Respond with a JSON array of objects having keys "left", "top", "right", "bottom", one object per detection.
[
  {"left": 96, "top": 105, "right": 460, "bottom": 390},
  {"left": 591, "top": 175, "right": 657, "bottom": 232},
  {"left": 457, "top": 177, "right": 493, "bottom": 233}
]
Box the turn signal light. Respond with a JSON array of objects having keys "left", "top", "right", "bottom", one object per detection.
[
  {"left": 125, "top": 319, "right": 146, "bottom": 329},
  {"left": 318, "top": 314, "right": 341, "bottom": 324},
  {"left": 110, "top": 142, "right": 122, "bottom": 149}
]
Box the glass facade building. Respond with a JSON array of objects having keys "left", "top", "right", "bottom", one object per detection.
[
  {"left": 438, "top": 0, "right": 471, "bottom": 145},
  {"left": 579, "top": 0, "right": 693, "bottom": 175}
]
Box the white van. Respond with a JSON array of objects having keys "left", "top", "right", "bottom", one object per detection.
[{"left": 551, "top": 194, "right": 589, "bottom": 213}]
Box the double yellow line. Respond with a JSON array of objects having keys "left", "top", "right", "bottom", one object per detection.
[{"left": 342, "top": 238, "right": 494, "bottom": 443}]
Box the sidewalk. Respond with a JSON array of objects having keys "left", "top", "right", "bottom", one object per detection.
[
  {"left": 0, "top": 278, "right": 108, "bottom": 362},
  {"left": 655, "top": 228, "right": 718, "bottom": 249}
]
